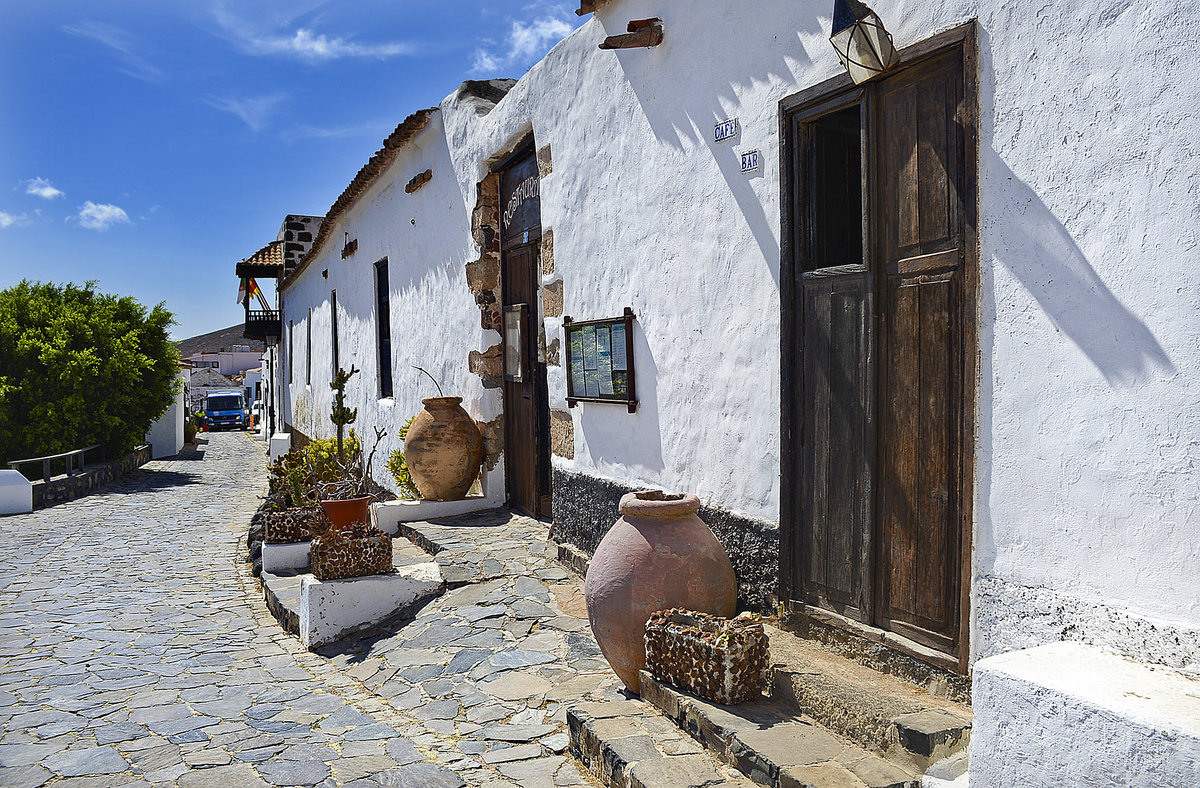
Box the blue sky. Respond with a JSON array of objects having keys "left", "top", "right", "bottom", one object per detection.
[{"left": 0, "top": 1, "right": 582, "bottom": 341}]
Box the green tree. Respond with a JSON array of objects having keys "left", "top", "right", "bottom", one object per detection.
[{"left": 0, "top": 280, "right": 179, "bottom": 463}]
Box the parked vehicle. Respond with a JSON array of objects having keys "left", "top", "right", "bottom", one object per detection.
[{"left": 204, "top": 389, "right": 248, "bottom": 431}]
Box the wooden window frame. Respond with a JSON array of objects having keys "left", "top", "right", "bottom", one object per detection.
[{"left": 374, "top": 259, "right": 393, "bottom": 399}]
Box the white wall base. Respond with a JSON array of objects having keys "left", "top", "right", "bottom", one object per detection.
[
  {"left": 262, "top": 541, "right": 310, "bottom": 573},
  {"left": 298, "top": 562, "right": 443, "bottom": 649},
  {"left": 373, "top": 496, "right": 496, "bottom": 534},
  {"left": 0, "top": 470, "right": 33, "bottom": 515},
  {"left": 269, "top": 433, "right": 291, "bottom": 462},
  {"left": 971, "top": 642, "right": 1200, "bottom": 788}
]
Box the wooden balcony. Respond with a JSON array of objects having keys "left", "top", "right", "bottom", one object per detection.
[{"left": 244, "top": 309, "right": 281, "bottom": 342}]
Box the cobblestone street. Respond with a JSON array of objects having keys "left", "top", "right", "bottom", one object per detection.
[{"left": 0, "top": 432, "right": 628, "bottom": 787}]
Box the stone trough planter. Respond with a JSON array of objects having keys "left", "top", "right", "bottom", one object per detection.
[
  {"left": 310, "top": 523, "right": 393, "bottom": 580},
  {"left": 643, "top": 608, "right": 770, "bottom": 705},
  {"left": 262, "top": 507, "right": 326, "bottom": 544}
]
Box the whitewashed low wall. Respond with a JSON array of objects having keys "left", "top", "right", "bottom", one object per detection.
[
  {"left": 971, "top": 642, "right": 1200, "bottom": 787},
  {"left": 298, "top": 563, "right": 443, "bottom": 649},
  {"left": 0, "top": 470, "right": 33, "bottom": 515}
]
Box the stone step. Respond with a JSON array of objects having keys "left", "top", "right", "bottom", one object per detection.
[
  {"left": 638, "top": 671, "right": 921, "bottom": 788},
  {"left": 766, "top": 626, "right": 971, "bottom": 771},
  {"left": 568, "top": 699, "right": 759, "bottom": 788}
]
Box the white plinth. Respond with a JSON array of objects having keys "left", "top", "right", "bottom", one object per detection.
[
  {"left": 262, "top": 541, "right": 310, "bottom": 573},
  {"left": 269, "top": 433, "right": 291, "bottom": 462},
  {"left": 299, "top": 562, "right": 443, "bottom": 649},
  {"left": 971, "top": 641, "right": 1200, "bottom": 788},
  {"left": 0, "top": 470, "right": 33, "bottom": 515},
  {"left": 373, "top": 497, "right": 492, "bottom": 534}
]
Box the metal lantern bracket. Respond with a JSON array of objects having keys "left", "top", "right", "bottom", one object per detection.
[{"left": 563, "top": 307, "right": 638, "bottom": 413}]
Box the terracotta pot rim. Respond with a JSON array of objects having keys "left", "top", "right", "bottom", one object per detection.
[
  {"left": 421, "top": 396, "right": 463, "bottom": 407},
  {"left": 619, "top": 489, "right": 700, "bottom": 518},
  {"left": 319, "top": 495, "right": 372, "bottom": 506}
]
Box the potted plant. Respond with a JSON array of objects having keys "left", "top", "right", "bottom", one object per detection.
[
  {"left": 263, "top": 451, "right": 327, "bottom": 544},
  {"left": 403, "top": 366, "right": 484, "bottom": 501},
  {"left": 314, "top": 366, "right": 388, "bottom": 529}
]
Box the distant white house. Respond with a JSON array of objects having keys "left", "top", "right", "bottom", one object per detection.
[
  {"left": 145, "top": 363, "right": 188, "bottom": 458},
  {"left": 182, "top": 348, "right": 262, "bottom": 377}
]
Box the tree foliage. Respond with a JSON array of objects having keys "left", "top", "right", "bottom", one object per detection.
[{"left": 0, "top": 280, "right": 179, "bottom": 463}]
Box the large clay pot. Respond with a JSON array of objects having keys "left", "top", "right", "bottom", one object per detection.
[
  {"left": 320, "top": 496, "right": 371, "bottom": 530},
  {"left": 584, "top": 490, "right": 737, "bottom": 693},
  {"left": 404, "top": 396, "right": 484, "bottom": 501}
]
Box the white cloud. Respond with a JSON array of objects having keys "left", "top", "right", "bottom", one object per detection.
[
  {"left": 206, "top": 94, "right": 287, "bottom": 132},
  {"left": 471, "top": 6, "right": 577, "bottom": 76},
  {"left": 210, "top": 5, "right": 416, "bottom": 62},
  {"left": 76, "top": 202, "right": 131, "bottom": 231},
  {"left": 63, "top": 21, "right": 166, "bottom": 83},
  {"left": 24, "top": 177, "right": 65, "bottom": 200},
  {"left": 0, "top": 211, "right": 30, "bottom": 229}
]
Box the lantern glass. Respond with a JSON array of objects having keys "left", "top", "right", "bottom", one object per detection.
[{"left": 830, "top": 2, "right": 899, "bottom": 84}]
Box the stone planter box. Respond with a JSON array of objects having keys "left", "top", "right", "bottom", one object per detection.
[
  {"left": 263, "top": 507, "right": 326, "bottom": 544},
  {"left": 643, "top": 609, "right": 769, "bottom": 705},
  {"left": 310, "top": 524, "right": 393, "bottom": 580}
]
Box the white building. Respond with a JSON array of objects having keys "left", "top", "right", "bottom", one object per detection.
[{"left": 239, "top": 2, "right": 1200, "bottom": 784}]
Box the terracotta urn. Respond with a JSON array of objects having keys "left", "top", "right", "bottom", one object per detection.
[
  {"left": 404, "top": 396, "right": 484, "bottom": 501},
  {"left": 319, "top": 496, "right": 371, "bottom": 530},
  {"left": 584, "top": 490, "right": 738, "bottom": 692}
]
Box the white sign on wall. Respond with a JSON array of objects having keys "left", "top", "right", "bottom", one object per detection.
[
  {"left": 714, "top": 118, "right": 739, "bottom": 143},
  {"left": 740, "top": 149, "right": 761, "bottom": 174}
]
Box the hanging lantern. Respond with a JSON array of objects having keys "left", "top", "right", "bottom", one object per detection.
[{"left": 830, "top": 0, "right": 899, "bottom": 84}]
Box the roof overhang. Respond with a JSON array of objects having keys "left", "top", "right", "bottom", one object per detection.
[{"left": 235, "top": 240, "right": 284, "bottom": 278}]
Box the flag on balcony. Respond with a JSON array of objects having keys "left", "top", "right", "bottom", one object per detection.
[
  {"left": 237, "top": 277, "right": 262, "bottom": 304},
  {"left": 237, "top": 277, "right": 247, "bottom": 304}
]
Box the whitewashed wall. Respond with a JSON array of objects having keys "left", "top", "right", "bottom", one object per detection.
[
  {"left": 278, "top": 0, "right": 1200, "bottom": 666},
  {"left": 281, "top": 111, "right": 506, "bottom": 504}
]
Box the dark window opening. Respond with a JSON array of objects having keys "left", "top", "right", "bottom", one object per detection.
[
  {"left": 306, "top": 308, "right": 312, "bottom": 386},
  {"left": 804, "top": 105, "right": 863, "bottom": 271},
  {"left": 288, "top": 320, "right": 293, "bottom": 384},
  {"left": 330, "top": 290, "right": 339, "bottom": 378},
  {"left": 375, "top": 259, "right": 393, "bottom": 398}
]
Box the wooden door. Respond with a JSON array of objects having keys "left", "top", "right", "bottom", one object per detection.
[
  {"left": 783, "top": 32, "right": 974, "bottom": 664},
  {"left": 873, "top": 50, "right": 968, "bottom": 654},
  {"left": 500, "top": 148, "right": 551, "bottom": 518}
]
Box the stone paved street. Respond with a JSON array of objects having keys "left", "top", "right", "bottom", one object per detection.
[{"left": 0, "top": 432, "right": 630, "bottom": 787}]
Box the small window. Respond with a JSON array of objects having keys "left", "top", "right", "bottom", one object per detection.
[
  {"left": 374, "top": 259, "right": 393, "bottom": 398},
  {"left": 803, "top": 105, "right": 863, "bottom": 271},
  {"left": 330, "top": 290, "right": 339, "bottom": 379},
  {"left": 288, "top": 320, "right": 294, "bottom": 384},
  {"left": 306, "top": 308, "right": 312, "bottom": 386}
]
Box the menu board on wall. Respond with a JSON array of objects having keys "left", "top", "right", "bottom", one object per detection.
[{"left": 563, "top": 308, "right": 637, "bottom": 413}]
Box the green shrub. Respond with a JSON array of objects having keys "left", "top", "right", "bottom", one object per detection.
[
  {"left": 386, "top": 417, "right": 420, "bottom": 500},
  {"left": 0, "top": 280, "right": 178, "bottom": 462},
  {"left": 305, "top": 432, "right": 361, "bottom": 485}
]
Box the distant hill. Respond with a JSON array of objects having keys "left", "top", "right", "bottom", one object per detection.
[{"left": 175, "top": 324, "right": 265, "bottom": 359}]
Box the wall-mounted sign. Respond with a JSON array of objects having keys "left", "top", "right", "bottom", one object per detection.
[
  {"left": 740, "top": 149, "right": 761, "bottom": 174},
  {"left": 714, "top": 118, "right": 739, "bottom": 143},
  {"left": 563, "top": 307, "right": 637, "bottom": 413}
]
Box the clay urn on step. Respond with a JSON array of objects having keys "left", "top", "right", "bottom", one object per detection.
[
  {"left": 404, "top": 396, "right": 484, "bottom": 501},
  {"left": 583, "top": 489, "right": 738, "bottom": 692}
]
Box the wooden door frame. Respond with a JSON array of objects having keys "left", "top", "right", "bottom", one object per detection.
[
  {"left": 779, "top": 21, "right": 978, "bottom": 673},
  {"left": 495, "top": 137, "right": 553, "bottom": 519}
]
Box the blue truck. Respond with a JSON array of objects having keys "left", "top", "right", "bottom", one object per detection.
[{"left": 204, "top": 389, "right": 248, "bottom": 431}]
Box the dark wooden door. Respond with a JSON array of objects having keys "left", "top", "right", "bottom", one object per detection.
[
  {"left": 872, "top": 50, "right": 968, "bottom": 654},
  {"left": 500, "top": 148, "right": 551, "bottom": 518},
  {"left": 785, "top": 35, "right": 974, "bottom": 663}
]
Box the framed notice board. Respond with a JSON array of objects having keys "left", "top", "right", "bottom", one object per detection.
[{"left": 564, "top": 307, "right": 637, "bottom": 412}]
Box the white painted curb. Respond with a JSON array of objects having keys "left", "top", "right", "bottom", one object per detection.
[
  {"left": 299, "top": 562, "right": 443, "bottom": 649},
  {"left": 262, "top": 541, "right": 310, "bottom": 573},
  {"left": 0, "top": 470, "right": 33, "bottom": 515}
]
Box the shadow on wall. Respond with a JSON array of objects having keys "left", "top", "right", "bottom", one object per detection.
[
  {"left": 984, "top": 147, "right": 1174, "bottom": 388},
  {"left": 601, "top": 6, "right": 824, "bottom": 286},
  {"left": 578, "top": 324, "right": 664, "bottom": 475}
]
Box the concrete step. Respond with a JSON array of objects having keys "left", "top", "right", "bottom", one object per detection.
[
  {"left": 568, "top": 699, "right": 758, "bottom": 788},
  {"left": 639, "top": 671, "right": 921, "bottom": 788},
  {"left": 766, "top": 626, "right": 971, "bottom": 772}
]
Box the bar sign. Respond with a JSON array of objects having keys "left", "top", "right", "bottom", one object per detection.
[
  {"left": 740, "top": 149, "right": 761, "bottom": 174},
  {"left": 714, "top": 118, "right": 739, "bottom": 143}
]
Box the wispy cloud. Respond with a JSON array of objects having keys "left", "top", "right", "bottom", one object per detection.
[
  {"left": 471, "top": 5, "right": 578, "bottom": 76},
  {"left": 75, "top": 202, "right": 131, "bottom": 231},
  {"left": 63, "top": 21, "right": 166, "bottom": 83},
  {"left": 280, "top": 120, "right": 393, "bottom": 142},
  {"left": 211, "top": 5, "right": 417, "bottom": 62},
  {"left": 206, "top": 94, "right": 287, "bottom": 132},
  {"left": 0, "top": 211, "right": 30, "bottom": 229},
  {"left": 24, "top": 177, "right": 65, "bottom": 200}
]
